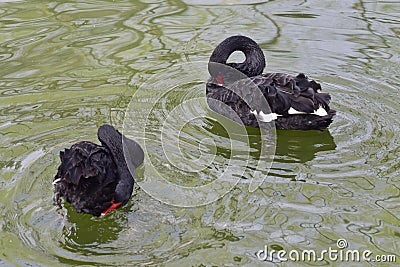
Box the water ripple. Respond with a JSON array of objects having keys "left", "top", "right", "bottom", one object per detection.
[{"left": 0, "top": 0, "right": 399, "bottom": 265}]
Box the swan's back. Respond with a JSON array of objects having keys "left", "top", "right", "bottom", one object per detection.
[{"left": 54, "top": 141, "right": 119, "bottom": 216}]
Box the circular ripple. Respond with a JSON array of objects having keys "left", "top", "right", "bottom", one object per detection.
[
  {"left": 6, "top": 138, "right": 186, "bottom": 266},
  {"left": 123, "top": 61, "right": 276, "bottom": 207}
]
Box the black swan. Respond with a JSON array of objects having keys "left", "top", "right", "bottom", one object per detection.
[
  {"left": 53, "top": 124, "right": 144, "bottom": 217},
  {"left": 206, "top": 35, "right": 336, "bottom": 130}
]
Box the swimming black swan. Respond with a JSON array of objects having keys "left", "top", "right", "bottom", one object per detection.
[
  {"left": 206, "top": 35, "right": 336, "bottom": 130},
  {"left": 53, "top": 124, "right": 144, "bottom": 217}
]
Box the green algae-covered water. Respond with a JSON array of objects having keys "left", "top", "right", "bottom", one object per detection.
[{"left": 0, "top": 1, "right": 399, "bottom": 266}]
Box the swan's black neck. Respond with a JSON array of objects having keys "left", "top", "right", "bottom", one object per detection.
[
  {"left": 97, "top": 124, "right": 141, "bottom": 204},
  {"left": 208, "top": 35, "right": 266, "bottom": 79}
]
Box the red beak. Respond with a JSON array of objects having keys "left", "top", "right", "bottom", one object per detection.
[
  {"left": 216, "top": 75, "right": 224, "bottom": 85},
  {"left": 100, "top": 198, "right": 122, "bottom": 217}
]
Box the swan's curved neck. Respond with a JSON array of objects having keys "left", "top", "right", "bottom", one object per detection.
[
  {"left": 97, "top": 124, "right": 142, "bottom": 204},
  {"left": 208, "top": 35, "right": 266, "bottom": 78}
]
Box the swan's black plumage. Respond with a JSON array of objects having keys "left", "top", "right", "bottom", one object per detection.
[
  {"left": 206, "top": 35, "right": 336, "bottom": 130},
  {"left": 54, "top": 124, "right": 144, "bottom": 216}
]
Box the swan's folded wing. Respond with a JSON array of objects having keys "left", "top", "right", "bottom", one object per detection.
[
  {"left": 261, "top": 73, "right": 332, "bottom": 115},
  {"left": 57, "top": 142, "right": 107, "bottom": 185}
]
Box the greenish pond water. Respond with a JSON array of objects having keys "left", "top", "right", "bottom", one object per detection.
[{"left": 0, "top": 0, "right": 399, "bottom": 266}]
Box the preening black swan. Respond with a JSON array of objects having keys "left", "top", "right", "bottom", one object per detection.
[
  {"left": 206, "top": 35, "right": 336, "bottom": 130},
  {"left": 53, "top": 124, "right": 144, "bottom": 217}
]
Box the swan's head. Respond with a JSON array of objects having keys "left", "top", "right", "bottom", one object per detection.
[
  {"left": 208, "top": 35, "right": 266, "bottom": 85},
  {"left": 208, "top": 62, "right": 241, "bottom": 86}
]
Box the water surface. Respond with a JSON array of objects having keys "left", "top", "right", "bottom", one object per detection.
[{"left": 0, "top": 0, "right": 399, "bottom": 266}]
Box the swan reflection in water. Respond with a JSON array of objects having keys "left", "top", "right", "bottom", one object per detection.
[
  {"left": 246, "top": 126, "right": 336, "bottom": 164},
  {"left": 275, "top": 129, "right": 336, "bottom": 163},
  {"left": 205, "top": 113, "right": 336, "bottom": 161}
]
